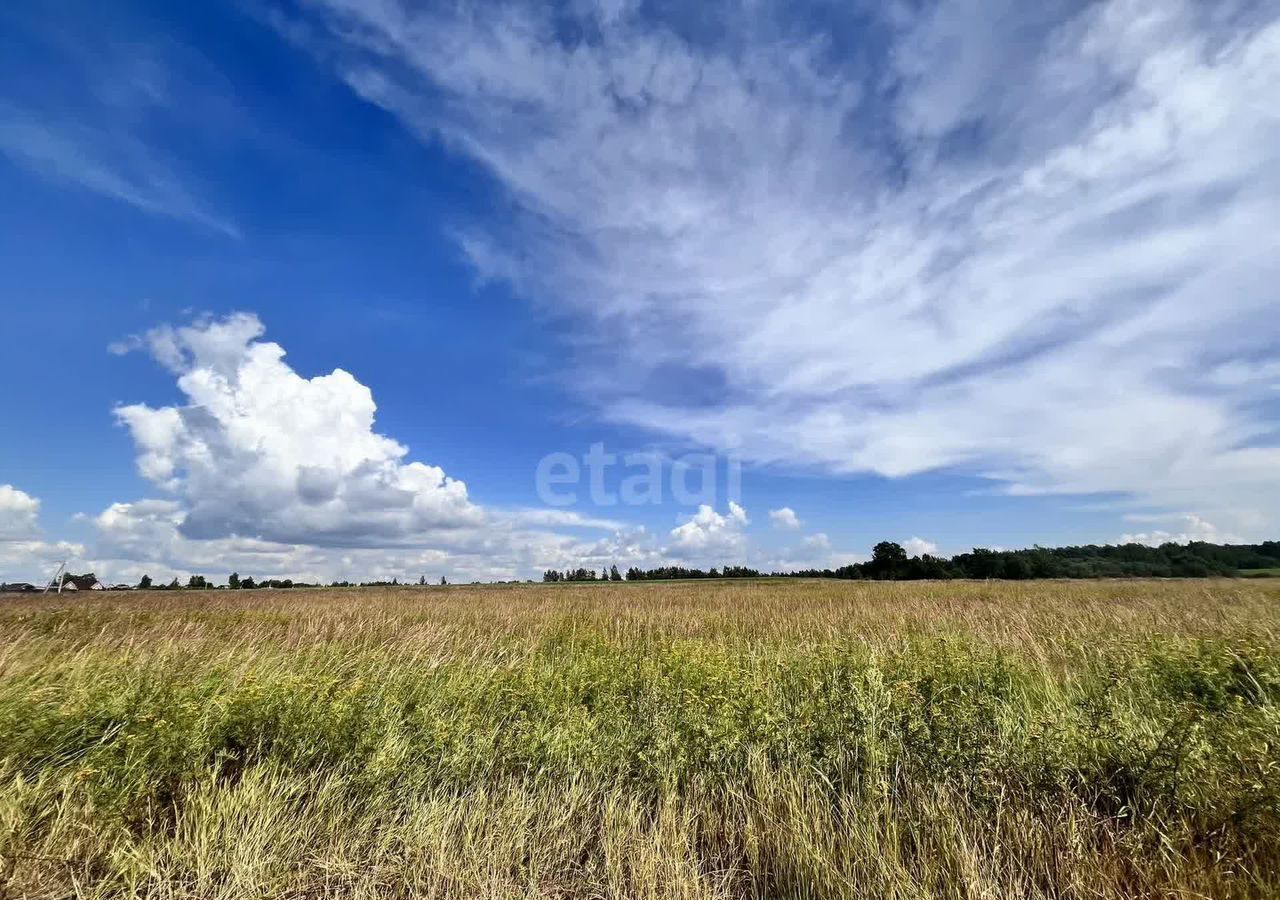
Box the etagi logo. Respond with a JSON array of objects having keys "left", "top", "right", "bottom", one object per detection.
[{"left": 536, "top": 443, "right": 742, "bottom": 508}]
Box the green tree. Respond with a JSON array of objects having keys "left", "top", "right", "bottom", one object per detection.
[
  {"left": 1004, "top": 555, "right": 1033, "bottom": 580},
  {"left": 138, "top": 574, "right": 152, "bottom": 590},
  {"left": 868, "top": 541, "right": 907, "bottom": 579},
  {"left": 229, "top": 572, "right": 241, "bottom": 590}
]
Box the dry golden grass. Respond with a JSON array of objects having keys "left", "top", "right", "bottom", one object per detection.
[{"left": 1, "top": 578, "right": 1277, "bottom": 898}]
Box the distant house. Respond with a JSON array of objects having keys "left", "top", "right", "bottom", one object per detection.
[
  {"left": 1, "top": 583, "right": 37, "bottom": 593},
  {"left": 109, "top": 584, "right": 133, "bottom": 591},
  {"left": 58, "top": 573, "right": 106, "bottom": 592}
]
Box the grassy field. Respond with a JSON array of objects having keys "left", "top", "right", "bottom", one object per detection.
[{"left": 1, "top": 579, "right": 1277, "bottom": 899}]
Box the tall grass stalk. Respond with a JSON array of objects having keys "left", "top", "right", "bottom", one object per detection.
[{"left": 1, "top": 579, "right": 1277, "bottom": 897}]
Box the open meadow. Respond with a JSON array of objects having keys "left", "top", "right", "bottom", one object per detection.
[{"left": 1, "top": 579, "right": 1278, "bottom": 899}]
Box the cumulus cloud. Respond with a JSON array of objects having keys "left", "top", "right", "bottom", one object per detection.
[
  {"left": 768, "top": 507, "right": 801, "bottom": 530},
  {"left": 667, "top": 502, "right": 749, "bottom": 558},
  {"left": 292, "top": 0, "right": 1280, "bottom": 536},
  {"left": 766, "top": 530, "right": 862, "bottom": 573},
  {"left": 87, "top": 494, "right": 660, "bottom": 585},
  {"left": 904, "top": 537, "right": 939, "bottom": 557},
  {"left": 91, "top": 498, "right": 451, "bottom": 584},
  {"left": 79, "top": 313, "right": 658, "bottom": 584},
  {"left": 0, "top": 485, "right": 86, "bottom": 583},
  {"left": 90, "top": 498, "right": 336, "bottom": 584},
  {"left": 112, "top": 313, "right": 482, "bottom": 547},
  {"left": 0, "top": 485, "right": 40, "bottom": 541},
  {"left": 801, "top": 532, "right": 831, "bottom": 552},
  {"left": 1120, "top": 513, "right": 1242, "bottom": 547}
]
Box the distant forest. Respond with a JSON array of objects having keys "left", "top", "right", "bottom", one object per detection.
[
  {"left": 13, "top": 540, "right": 1278, "bottom": 594},
  {"left": 546, "top": 540, "right": 1280, "bottom": 582}
]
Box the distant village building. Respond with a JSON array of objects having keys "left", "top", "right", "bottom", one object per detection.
[
  {"left": 3, "top": 574, "right": 116, "bottom": 593},
  {"left": 55, "top": 573, "right": 107, "bottom": 592}
]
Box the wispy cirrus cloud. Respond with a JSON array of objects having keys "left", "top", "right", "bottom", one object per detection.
[
  {"left": 286, "top": 0, "right": 1280, "bottom": 537},
  {"left": 0, "top": 8, "right": 237, "bottom": 235},
  {"left": 0, "top": 114, "right": 238, "bottom": 236}
]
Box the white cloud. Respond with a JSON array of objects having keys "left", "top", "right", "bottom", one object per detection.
[
  {"left": 667, "top": 502, "right": 749, "bottom": 559},
  {"left": 801, "top": 532, "right": 831, "bottom": 552},
  {"left": 766, "top": 531, "right": 863, "bottom": 573},
  {"left": 79, "top": 313, "right": 649, "bottom": 584},
  {"left": 904, "top": 536, "right": 939, "bottom": 557},
  {"left": 0, "top": 116, "right": 238, "bottom": 236},
  {"left": 90, "top": 498, "right": 337, "bottom": 584},
  {"left": 768, "top": 507, "right": 801, "bottom": 530},
  {"left": 0, "top": 485, "right": 86, "bottom": 583},
  {"left": 1120, "top": 513, "right": 1242, "bottom": 547},
  {"left": 0, "top": 539, "right": 86, "bottom": 585},
  {"left": 112, "top": 313, "right": 482, "bottom": 547},
  {"left": 0, "top": 485, "right": 41, "bottom": 541},
  {"left": 86, "top": 495, "right": 658, "bottom": 585},
  {"left": 0, "top": 12, "right": 238, "bottom": 236},
  {"left": 504, "top": 508, "right": 630, "bottom": 531},
  {"left": 295, "top": 0, "right": 1280, "bottom": 536}
]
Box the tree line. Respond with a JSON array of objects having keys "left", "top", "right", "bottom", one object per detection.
[
  {"left": 128, "top": 573, "right": 450, "bottom": 590},
  {"left": 542, "top": 565, "right": 769, "bottom": 582},
  {"left": 543, "top": 566, "right": 625, "bottom": 582},
  {"left": 53, "top": 539, "right": 1280, "bottom": 593},
  {"left": 548, "top": 540, "right": 1280, "bottom": 583}
]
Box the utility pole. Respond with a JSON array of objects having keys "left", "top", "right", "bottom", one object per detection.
[{"left": 45, "top": 560, "right": 66, "bottom": 593}]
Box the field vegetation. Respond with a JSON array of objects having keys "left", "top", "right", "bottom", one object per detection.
[{"left": 1, "top": 579, "right": 1278, "bottom": 898}]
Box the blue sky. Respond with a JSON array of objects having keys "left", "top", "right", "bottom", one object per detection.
[{"left": 2, "top": 0, "right": 1278, "bottom": 583}]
